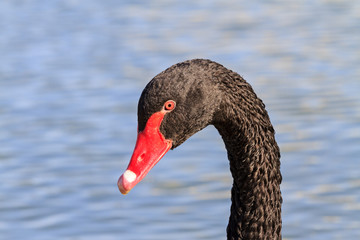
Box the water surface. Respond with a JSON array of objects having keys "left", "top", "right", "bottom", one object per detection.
[{"left": 0, "top": 1, "right": 359, "bottom": 239}]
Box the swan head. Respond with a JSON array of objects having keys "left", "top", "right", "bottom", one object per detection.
[{"left": 118, "top": 59, "right": 222, "bottom": 194}]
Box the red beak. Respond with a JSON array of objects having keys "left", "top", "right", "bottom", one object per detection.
[{"left": 118, "top": 110, "right": 172, "bottom": 194}]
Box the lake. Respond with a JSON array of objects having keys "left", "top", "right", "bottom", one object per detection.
[{"left": 0, "top": 1, "right": 359, "bottom": 239}]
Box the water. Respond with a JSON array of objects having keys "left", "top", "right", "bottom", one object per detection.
[{"left": 1, "top": 1, "right": 359, "bottom": 239}]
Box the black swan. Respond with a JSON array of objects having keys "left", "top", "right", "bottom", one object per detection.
[{"left": 118, "top": 59, "right": 282, "bottom": 240}]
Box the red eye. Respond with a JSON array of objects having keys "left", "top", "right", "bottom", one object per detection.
[{"left": 164, "top": 100, "right": 176, "bottom": 111}]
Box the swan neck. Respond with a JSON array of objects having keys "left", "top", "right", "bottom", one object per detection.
[{"left": 213, "top": 77, "right": 282, "bottom": 239}]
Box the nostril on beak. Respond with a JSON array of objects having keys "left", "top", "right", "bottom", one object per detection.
[{"left": 137, "top": 153, "right": 145, "bottom": 162}]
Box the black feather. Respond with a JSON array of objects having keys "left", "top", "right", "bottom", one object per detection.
[{"left": 137, "top": 59, "right": 282, "bottom": 240}]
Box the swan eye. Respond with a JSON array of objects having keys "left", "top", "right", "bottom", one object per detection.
[{"left": 164, "top": 100, "right": 176, "bottom": 111}]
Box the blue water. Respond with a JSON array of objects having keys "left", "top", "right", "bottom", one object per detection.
[{"left": 1, "top": 1, "right": 359, "bottom": 239}]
